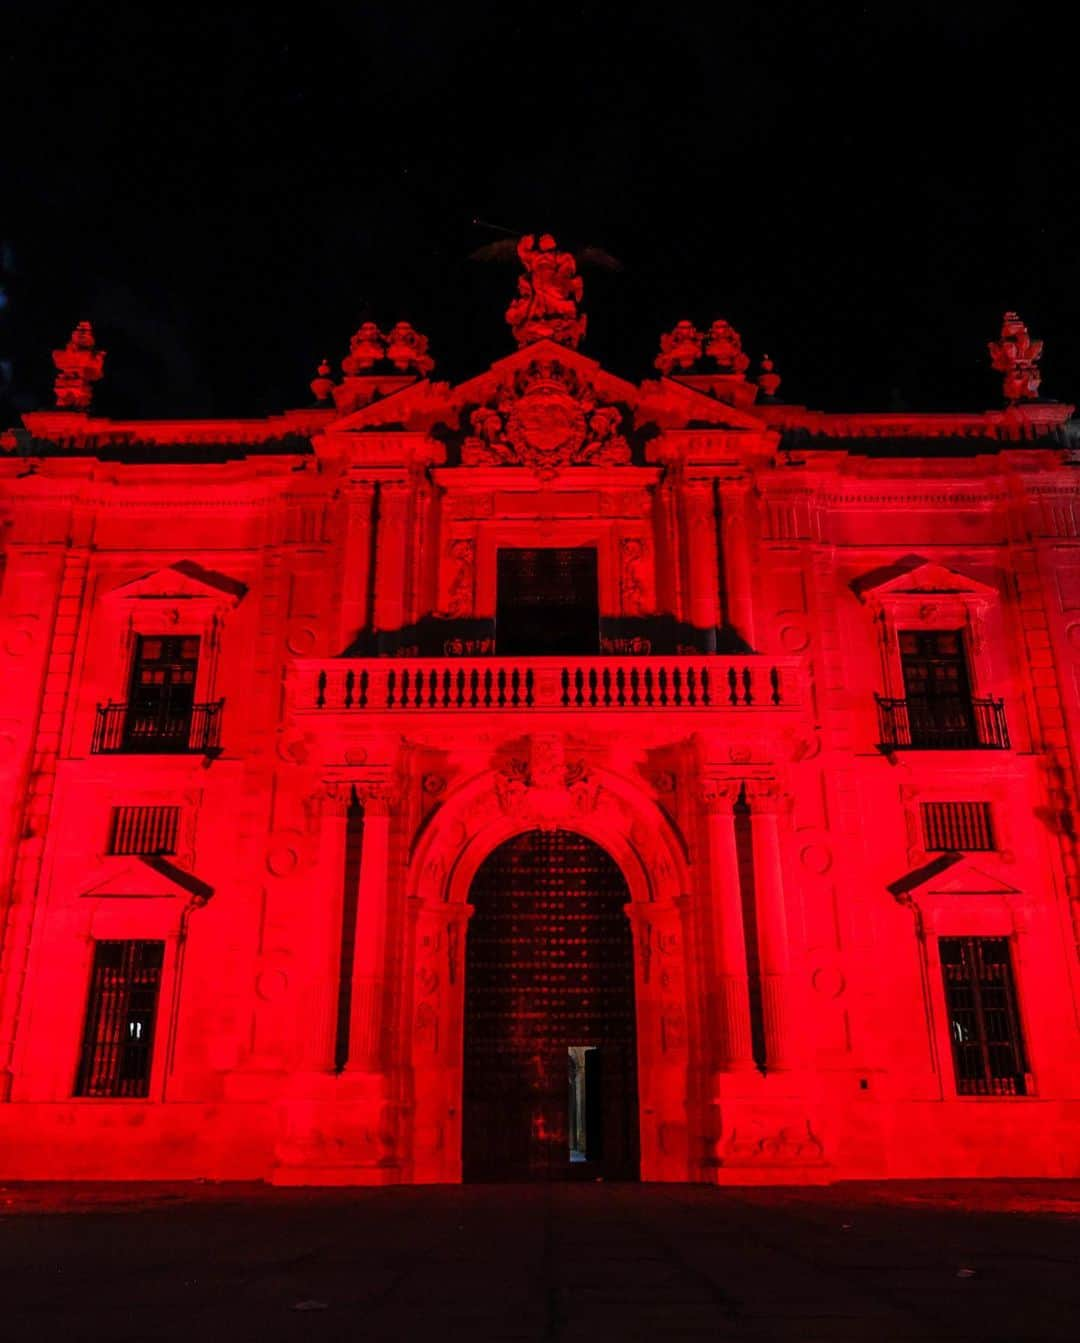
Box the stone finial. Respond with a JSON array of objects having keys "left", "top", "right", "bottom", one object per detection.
[
  {"left": 757, "top": 354, "right": 781, "bottom": 399},
  {"left": 505, "top": 233, "right": 586, "bottom": 349},
  {"left": 52, "top": 320, "right": 105, "bottom": 411},
  {"left": 655, "top": 320, "right": 704, "bottom": 374},
  {"left": 341, "top": 321, "right": 386, "bottom": 375},
  {"left": 310, "top": 358, "right": 334, "bottom": 403},
  {"left": 385, "top": 321, "right": 434, "bottom": 375},
  {"left": 989, "top": 311, "right": 1043, "bottom": 402},
  {"left": 704, "top": 318, "right": 750, "bottom": 376}
]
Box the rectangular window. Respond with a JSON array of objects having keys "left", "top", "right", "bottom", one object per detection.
[
  {"left": 899, "top": 629, "right": 976, "bottom": 747},
  {"left": 75, "top": 941, "right": 165, "bottom": 1098},
  {"left": 922, "top": 801, "right": 995, "bottom": 852},
  {"left": 940, "top": 937, "right": 1027, "bottom": 1096},
  {"left": 107, "top": 805, "right": 181, "bottom": 856},
  {"left": 496, "top": 547, "right": 600, "bottom": 655},
  {"left": 125, "top": 635, "right": 200, "bottom": 750}
]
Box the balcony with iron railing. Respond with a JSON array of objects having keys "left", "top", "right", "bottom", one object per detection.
[
  {"left": 875, "top": 695, "right": 1009, "bottom": 751},
  {"left": 91, "top": 700, "right": 224, "bottom": 754},
  {"left": 293, "top": 654, "right": 803, "bottom": 714}
]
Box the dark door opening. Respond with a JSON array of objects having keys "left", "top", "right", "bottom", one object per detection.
[
  {"left": 899, "top": 629, "right": 976, "bottom": 747},
  {"left": 463, "top": 829, "right": 639, "bottom": 1182},
  {"left": 495, "top": 547, "right": 599, "bottom": 655}
]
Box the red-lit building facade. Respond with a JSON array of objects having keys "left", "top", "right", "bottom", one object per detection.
[{"left": 1, "top": 243, "right": 1079, "bottom": 1183}]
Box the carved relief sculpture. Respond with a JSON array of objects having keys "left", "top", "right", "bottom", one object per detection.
[{"left": 461, "top": 359, "right": 629, "bottom": 479}]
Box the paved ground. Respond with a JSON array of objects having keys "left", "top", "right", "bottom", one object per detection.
[{"left": 2, "top": 1181, "right": 1079, "bottom": 1342}]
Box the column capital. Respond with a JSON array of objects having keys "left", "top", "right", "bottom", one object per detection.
[
  {"left": 743, "top": 779, "right": 791, "bottom": 815},
  {"left": 354, "top": 778, "right": 402, "bottom": 815},
  {"left": 697, "top": 778, "right": 744, "bottom": 813}
]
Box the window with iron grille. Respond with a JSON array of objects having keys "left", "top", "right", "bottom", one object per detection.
[
  {"left": 75, "top": 941, "right": 165, "bottom": 1098},
  {"left": 107, "top": 805, "right": 180, "bottom": 856},
  {"left": 921, "top": 801, "right": 995, "bottom": 852},
  {"left": 939, "top": 937, "right": 1027, "bottom": 1096}
]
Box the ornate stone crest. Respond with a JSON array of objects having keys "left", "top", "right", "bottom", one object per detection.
[{"left": 462, "top": 359, "right": 630, "bottom": 479}]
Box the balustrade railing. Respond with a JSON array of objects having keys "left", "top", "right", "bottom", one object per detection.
[
  {"left": 876, "top": 695, "right": 1009, "bottom": 750},
  {"left": 293, "top": 656, "right": 801, "bottom": 713},
  {"left": 92, "top": 700, "right": 224, "bottom": 753}
]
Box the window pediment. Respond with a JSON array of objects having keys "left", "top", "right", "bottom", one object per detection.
[
  {"left": 82, "top": 856, "right": 214, "bottom": 901},
  {"left": 104, "top": 561, "right": 247, "bottom": 608},
  {"left": 853, "top": 556, "right": 997, "bottom": 605}
]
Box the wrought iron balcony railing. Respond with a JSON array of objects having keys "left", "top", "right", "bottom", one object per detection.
[
  {"left": 294, "top": 655, "right": 802, "bottom": 713},
  {"left": 876, "top": 695, "right": 1009, "bottom": 751},
  {"left": 92, "top": 700, "right": 224, "bottom": 754}
]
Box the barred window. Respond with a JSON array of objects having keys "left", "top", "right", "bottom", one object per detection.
[
  {"left": 940, "top": 937, "right": 1027, "bottom": 1096},
  {"left": 921, "top": 801, "right": 995, "bottom": 852},
  {"left": 107, "top": 805, "right": 180, "bottom": 855},
  {"left": 75, "top": 941, "right": 165, "bottom": 1098}
]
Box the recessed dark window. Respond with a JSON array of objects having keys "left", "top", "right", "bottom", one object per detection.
[
  {"left": 940, "top": 937, "right": 1027, "bottom": 1096},
  {"left": 107, "top": 805, "right": 181, "bottom": 855},
  {"left": 496, "top": 547, "right": 599, "bottom": 656},
  {"left": 899, "top": 629, "right": 975, "bottom": 748},
  {"left": 75, "top": 940, "right": 165, "bottom": 1098},
  {"left": 921, "top": 801, "right": 995, "bottom": 852},
  {"left": 124, "top": 635, "right": 200, "bottom": 750}
]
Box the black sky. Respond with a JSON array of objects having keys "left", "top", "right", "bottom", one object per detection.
[{"left": 2, "top": 0, "right": 1078, "bottom": 425}]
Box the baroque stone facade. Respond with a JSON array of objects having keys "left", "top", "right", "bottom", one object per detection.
[{"left": 0, "top": 249, "right": 1078, "bottom": 1183}]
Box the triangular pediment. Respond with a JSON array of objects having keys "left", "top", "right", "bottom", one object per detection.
[
  {"left": 888, "top": 853, "right": 1020, "bottom": 899},
  {"left": 928, "top": 861, "right": 1020, "bottom": 895},
  {"left": 82, "top": 857, "right": 214, "bottom": 901},
  {"left": 106, "top": 561, "right": 246, "bottom": 606},
  {"left": 853, "top": 555, "right": 998, "bottom": 603}
]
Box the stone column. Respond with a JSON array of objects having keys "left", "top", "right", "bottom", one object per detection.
[
  {"left": 335, "top": 480, "right": 375, "bottom": 650},
  {"left": 747, "top": 782, "right": 796, "bottom": 1070},
  {"left": 299, "top": 783, "right": 351, "bottom": 1072},
  {"left": 718, "top": 480, "right": 755, "bottom": 647},
  {"left": 700, "top": 780, "right": 754, "bottom": 1069},
  {"left": 681, "top": 480, "right": 721, "bottom": 633},
  {"left": 346, "top": 783, "right": 396, "bottom": 1073},
  {"left": 372, "top": 480, "right": 412, "bottom": 635}
]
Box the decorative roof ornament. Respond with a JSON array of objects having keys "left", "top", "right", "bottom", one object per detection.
[
  {"left": 462, "top": 357, "right": 629, "bottom": 479},
  {"left": 52, "top": 320, "right": 105, "bottom": 410},
  {"left": 704, "top": 318, "right": 750, "bottom": 376},
  {"left": 505, "top": 234, "right": 586, "bottom": 349},
  {"left": 341, "top": 321, "right": 386, "bottom": 375},
  {"left": 757, "top": 354, "right": 781, "bottom": 400},
  {"left": 989, "top": 311, "right": 1043, "bottom": 403},
  {"left": 310, "top": 358, "right": 334, "bottom": 403},
  {"left": 385, "top": 321, "right": 434, "bottom": 375},
  {"left": 655, "top": 321, "right": 704, "bottom": 374}
]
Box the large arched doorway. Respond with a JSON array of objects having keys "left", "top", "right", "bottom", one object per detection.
[{"left": 462, "top": 828, "right": 640, "bottom": 1181}]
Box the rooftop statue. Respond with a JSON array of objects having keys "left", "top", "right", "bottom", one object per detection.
[
  {"left": 505, "top": 233, "right": 587, "bottom": 349},
  {"left": 655, "top": 320, "right": 704, "bottom": 374},
  {"left": 52, "top": 321, "right": 105, "bottom": 410},
  {"left": 989, "top": 311, "right": 1042, "bottom": 403}
]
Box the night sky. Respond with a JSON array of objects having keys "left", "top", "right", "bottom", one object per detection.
[{"left": 3, "top": 1, "right": 1078, "bottom": 426}]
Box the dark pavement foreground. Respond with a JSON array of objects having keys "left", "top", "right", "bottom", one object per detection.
[{"left": 2, "top": 1181, "right": 1079, "bottom": 1342}]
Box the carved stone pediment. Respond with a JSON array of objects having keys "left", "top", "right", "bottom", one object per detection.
[
  {"left": 104, "top": 561, "right": 247, "bottom": 607},
  {"left": 462, "top": 357, "right": 629, "bottom": 479},
  {"left": 852, "top": 556, "right": 997, "bottom": 604}
]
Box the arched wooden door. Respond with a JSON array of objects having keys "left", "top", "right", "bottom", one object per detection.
[{"left": 462, "top": 828, "right": 640, "bottom": 1181}]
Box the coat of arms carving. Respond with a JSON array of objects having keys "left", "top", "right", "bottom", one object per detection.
[{"left": 462, "top": 359, "right": 630, "bottom": 479}]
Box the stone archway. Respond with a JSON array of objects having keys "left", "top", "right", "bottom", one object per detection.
[
  {"left": 403, "top": 752, "right": 693, "bottom": 1184},
  {"left": 462, "top": 827, "right": 639, "bottom": 1182}
]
